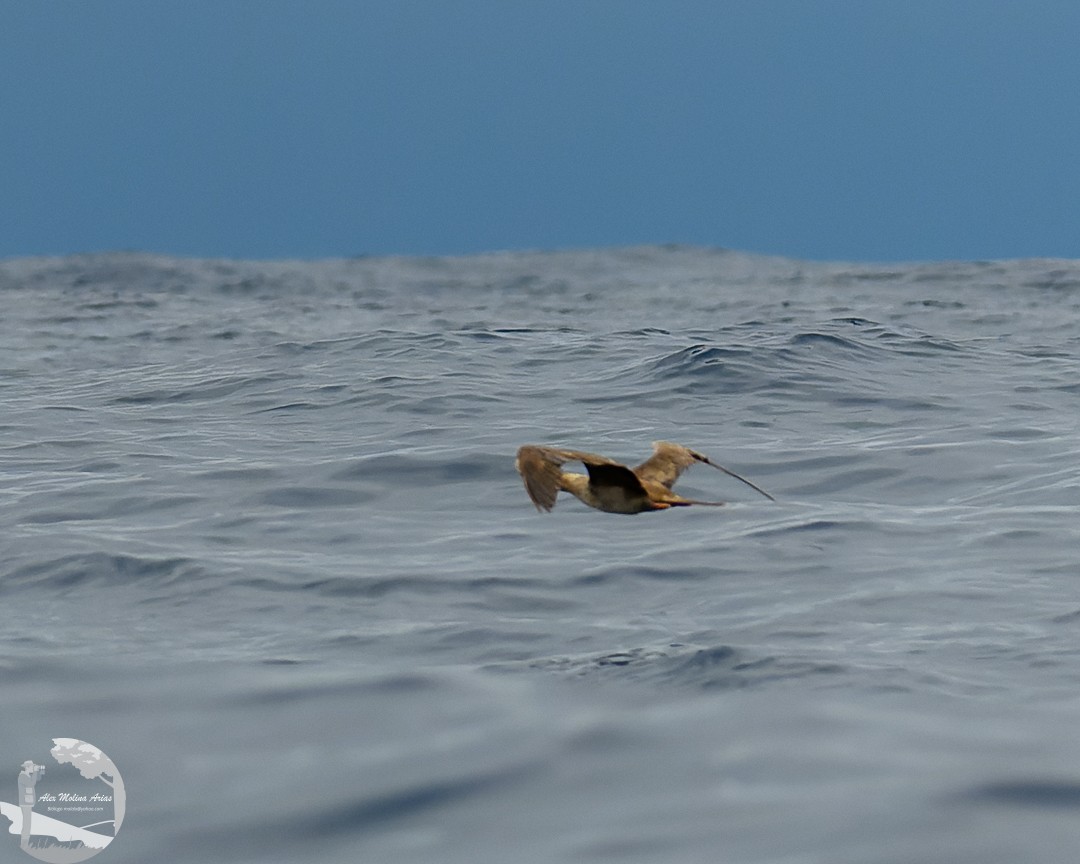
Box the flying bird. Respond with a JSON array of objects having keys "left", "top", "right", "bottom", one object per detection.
[{"left": 515, "top": 441, "right": 774, "bottom": 515}]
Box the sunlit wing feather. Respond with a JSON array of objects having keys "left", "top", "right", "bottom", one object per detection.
[
  {"left": 515, "top": 445, "right": 565, "bottom": 511},
  {"left": 515, "top": 445, "right": 639, "bottom": 512},
  {"left": 633, "top": 441, "right": 701, "bottom": 489},
  {"left": 635, "top": 440, "right": 776, "bottom": 502}
]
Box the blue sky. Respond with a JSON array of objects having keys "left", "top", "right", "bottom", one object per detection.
[{"left": 4, "top": 1, "right": 1080, "bottom": 262}]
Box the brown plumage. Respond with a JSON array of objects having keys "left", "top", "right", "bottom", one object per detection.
[{"left": 515, "top": 441, "right": 774, "bottom": 515}]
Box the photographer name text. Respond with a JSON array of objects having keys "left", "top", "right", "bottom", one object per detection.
[{"left": 37, "top": 793, "right": 113, "bottom": 802}]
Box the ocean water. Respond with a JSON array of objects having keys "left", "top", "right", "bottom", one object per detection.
[{"left": 2, "top": 246, "right": 1080, "bottom": 863}]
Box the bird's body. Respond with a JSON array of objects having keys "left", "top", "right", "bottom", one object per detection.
[{"left": 515, "top": 441, "right": 774, "bottom": 515}]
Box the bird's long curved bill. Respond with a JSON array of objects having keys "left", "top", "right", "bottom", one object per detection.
[{"left": 708, "top": 461, "right": 776, "bottom": 501}]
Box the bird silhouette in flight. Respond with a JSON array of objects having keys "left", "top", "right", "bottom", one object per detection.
[{"left": 516, "top": 441, "right": 774, "bottom": 514}]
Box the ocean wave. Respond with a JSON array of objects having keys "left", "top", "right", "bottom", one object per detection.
[
  {"left": 2, "top": 552, "right": 209, "bottom": 592},
  {"left": 7, "top": 246, "right": 1080, "bottom": 864},
  {"left": 961, "top": 779, "right": 1080, "bottom": 808},
  {"left": 516, "top": 642, "right": 845, "bottom": 690}
]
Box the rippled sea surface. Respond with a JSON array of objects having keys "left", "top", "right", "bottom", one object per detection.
[{"left": 3, "top": 247, "right": 1080, "bottom": 862}]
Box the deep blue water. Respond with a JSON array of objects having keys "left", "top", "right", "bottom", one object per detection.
[{"left": 3, "top": 246, "right": 1080, "bottom": 862}]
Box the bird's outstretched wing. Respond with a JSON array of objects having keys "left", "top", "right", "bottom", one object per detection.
[
  {"left": 515, "top": 445, "right": 645, "bottom": 511},
  {"left": 515, "top": 446, "right": 567, "bottom": 511},
  {"left": 633, "top": 441, "right": 702, "bottom": 489},
  {"left": 634, "top": 441, "right": 775, "bottom": 501}
]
